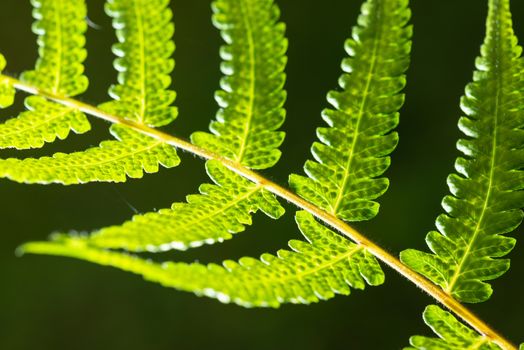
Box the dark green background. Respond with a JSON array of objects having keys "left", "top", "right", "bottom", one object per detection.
[{"left": 0, "top": 0, "right": 523, "bottom": 349}]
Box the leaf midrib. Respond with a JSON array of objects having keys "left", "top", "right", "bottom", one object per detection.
[
  {"left": 133, "top": 0, "right": 148, "bottom": 124},
  {"left": 230, "top": 246, "right": 362, "bottom": 287},
  {"left": 12, "top": 140, "right": 163, "bottom": 171},
  {"left": 52, "top": 0, "right": 63, "bottom": 94},
  {"left": 235, "top": 0, "right": 257, "bottom": 164},
  {"left": 467, "top": 337, "right": 490, "bottom": 350}
]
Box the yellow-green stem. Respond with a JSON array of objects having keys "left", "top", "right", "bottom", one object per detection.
[{"left": 1, "top": 74, "right": 517, "bottom": 350}]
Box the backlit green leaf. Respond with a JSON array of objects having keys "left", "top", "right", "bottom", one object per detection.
[
  {"left": 405, "top": 305, "right": 501, "bottom": 350},
  {"left": 0, "top": 125, "right": 179, "bottom": 184},
  {"left": 191, "top": 0, "right": 287, "bottom": 169},
  {"left": 100, "top": 0, "right": 177, "bottom": 127},
  {"left": 401, "top": 0, "right": 524, "bottom": 303},
  {"left": 21, "top": 211, "right": 384, "bottom": 307},
  {"left": 63, "top": 160, "right": 284, "bottom": 251},
  {"left": 21, "top": 0, "right": 88, "bottom": 95},
  {"left": 289, "top": 0, "right": 412, "bottom": 222}
]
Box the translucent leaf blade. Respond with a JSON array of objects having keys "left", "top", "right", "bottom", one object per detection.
[
  {"left": 0, "top": 125, "right": 180, "bottom": 184},
  {"left": 21, "top": 0, "right": 88, "bottom": 96},
  {"left": 289, "top": 0, "right": 412, "bottom": 222},
  {"left": 401, "top": 0, "right": 524, "bottom": 303},
  {"left": 0, "top": 97, "right": 90, "bottom": 150},
  {"left": 21, "top": 211, "right": 384, "bottom": 307},
  {"left": 101, "top": 0, "right": 177, "bottom": 127},
  {"left": 406, "top": 305, "right": 502, "bottom": 350},
  {"left": 191, "top": 0, "right": 287, "bottom": 169},
  {"left": 64, "top": 160, "right": 285, "bottom": 252}
]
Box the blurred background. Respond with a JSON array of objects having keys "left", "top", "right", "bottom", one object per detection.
[{"left": 0, "top": 0, "right": 523, "bottom": 349}]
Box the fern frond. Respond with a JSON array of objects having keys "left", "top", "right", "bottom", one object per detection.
[
  {"left": 0, "top": 54, "right": 15, "bottom": 108},
  {"left": 289, "top": 0, "right": 412, "bottom": 221},
  {"left": 401, "top": 0, "right": 524, "bottom": 303},
  {"left": 100, "top": 0, "right": 177, "bottom": 127},
  {"left": 60, "top": 160, "right": 284, "bottom": 251},
  {"left": 21, "top": 211, "right": 384, "bottom": 307},
  {"left": 0, "top": 125, "right": 179, "bottom": 184},
  {"left": 191, "top": 0, "right": 287, "bottom": 169},
  {"left": 404, "top": 305, "right": 501, "bottom": 350},
  {"left": 0, "top": 0, "right": 90, "bottom": 149}
]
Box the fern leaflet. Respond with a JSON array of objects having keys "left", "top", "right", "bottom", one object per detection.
[
  {"left": 0, "top": 125, "right": 179, "bottom": 184},
  {"left": 191, "top": 0, "right": 287, "bottom": 170},
  {"left": 405, "top": 305, "right": 502, "bottom": 350},
  {"left": 100, "top": 0, "right": 177, "bottom": 127},
  {"left": 21, "top": 211, "right": 384, "bottom": 307},
  {"left": 289, "top": 0, "right": 412, "bottom": 221},
  {"left": 69, "top": 160, "right": 284, "bottom": 251},
  {"left": 21, "top": 0, "right": 88, "bottom": 95},
  {"left": 0, "top": 96, "right": 90, "bottom": 150},
  {"left": 401, "top": 0, "right": 524, "bottom": 303}
]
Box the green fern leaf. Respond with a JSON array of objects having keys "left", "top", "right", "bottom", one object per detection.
[
  {"left": 0, "top": 0, "right": 91, "bottom": 149},
  {"left": 63, "top": 160, "right": 284, "bottom": 251},
  {"left": 401, "top": 0, "right": 524, "bottom": 303},
  {"left": 289, "top": 0, "right": 412, "bottom": 221},
  {"left": 21, "top": 0, "right": 88, "bottom": 95},
  {"left": 0, "top": 96, "right": 90, "bottom": 150},
  {"left": 191, "top": 0, "right": 287, "bottom": 169},
  {"left": 100, "top": 0, "right": 177, "bottom": 127},
  {"left": 0, "top": 54, "right": 15, "bottom": 108},
  {"left": 0, "top": 125, "right": 179, "bottom": 184},
  {"left": 404, "top": 305, "right": 501, "bottom": 350},
  {"left": 21, "top": 211, "right": 383, "bottom": 307}
]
